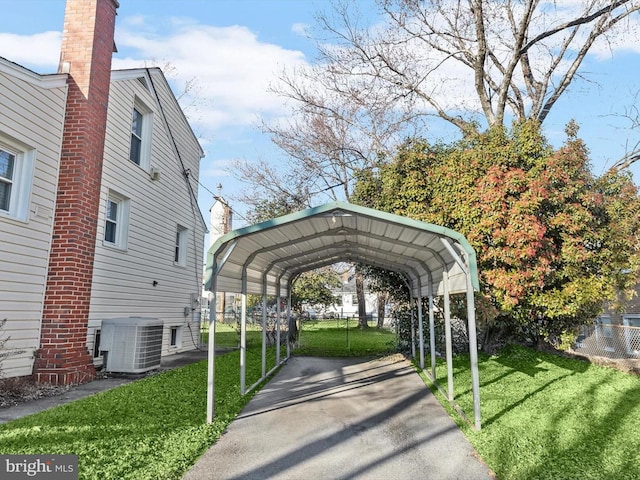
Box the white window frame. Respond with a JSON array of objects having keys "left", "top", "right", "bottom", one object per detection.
[
  {"left": 103, "top": 189, "right": 130, "bottom": 250},
  {"left": 0, "top": 137, "right": 35, "bottom": 222},
  {"left": 174, "top": 225, "right": 188, "bottom": 266},
  {"left": 93, "top": 329, "right": 102, "bottom": 359},
  {"left": 129, "top": 97, "right": 153, "bottom": 169},
  {"left": 170, "top": 326, "right": 182, "bottom": 348}
]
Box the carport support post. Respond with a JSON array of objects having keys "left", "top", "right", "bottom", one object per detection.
[
  {"left": 466, "top": 271, "right": 482, "bottom": 430},
  {"left": 240, "top": 290, "right": 247, "bottom": 395},
  {"left": 410, "top": 295, "right": 416, "bottom": 360},
  {"left": 206, "top": 285, "right": 217, "bottom": 424},
  {"left": 429, "top": 292, "right": 436, "bottom": 379},
  {"left": 276, "top": 284, "right": 281, "bottom": 365},
  {"left": 261, "top": 279, "right": 267, "bottom": 378},
  {"left": 286, "top": 288, "right": 292, "bottom": 358},
  {"left": 443, "top": 271, "right": 454, "bottom": 401},
  {"left": 417, "top": 294, "right": 425, "bottom": 369}
]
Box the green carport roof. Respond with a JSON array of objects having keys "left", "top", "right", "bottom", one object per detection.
[{"left": 205, "top": 201, "right": 479, "bottom": 298}]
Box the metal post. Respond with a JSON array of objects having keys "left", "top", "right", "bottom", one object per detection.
[
  {"left": 443, "top": 271, "right": 454, "bottom": 402},
  {"left": 429, "top": 289, "right": 436, "bottom": 379},
  {"left": 206, "top": 287, "right": 216, "bottom": 424},
  {"left": 418, "top": 294, "right": 425, "bottom": 370},
  {"left": 466, "top": 271, "right": 482, "bottom": 430},
  {"left": 276, "top": 283, "right": 281, "bottom": 365},
  {"left": 410, "top": 295, "right": 416, "bottom": 360},
  {"left": 287, "top": 288, "right": 292, "bottom": 358},
  {"left": 240, "top": 291, "right": 247, "bottom": 395},
  {"left": 261, "top": 281, "right": 267, "bottom": 379}
]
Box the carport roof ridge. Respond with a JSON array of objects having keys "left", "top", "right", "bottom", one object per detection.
[{"left": 205, "top": 201, "right": 479, "bottom": 297}]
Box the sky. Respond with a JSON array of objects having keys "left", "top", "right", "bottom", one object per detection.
[{"left": 1, "top": 0, "right": 639, "bottom": 234}]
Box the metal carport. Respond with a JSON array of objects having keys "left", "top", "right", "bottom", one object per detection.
[{"left": 203, "top": 201, "right": 482, "bottom": 429}]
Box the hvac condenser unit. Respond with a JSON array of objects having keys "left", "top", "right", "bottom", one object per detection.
[{"left": 100, "top": 317, "right": 163, "bottom": 373}]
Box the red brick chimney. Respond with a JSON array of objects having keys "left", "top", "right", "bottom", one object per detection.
[{"left": 34, "top": 0, "right": 119, "bottom": 385}]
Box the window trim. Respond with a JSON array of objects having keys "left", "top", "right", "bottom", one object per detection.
[
  {"left": 170, "top": 326, "right": 182, "bottom": 348},
  {"left": 93, "top": 329, "right": 102, "bottom": 359},
  {"left": 174, "top": 225, "right": 188, "bottom": 267},
  {"left": 129, "top": 97, "right": 153, "bottom": 169},
  {"left": 103, "top": 189, "right": 130, "bottom": 250},
  {"left": 0, "top": 137, "right": 35, "bottom": 222}
]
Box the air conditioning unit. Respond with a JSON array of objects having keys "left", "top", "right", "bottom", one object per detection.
[{"left": 100, "top": 317, "right": 164, "bottom": 373}]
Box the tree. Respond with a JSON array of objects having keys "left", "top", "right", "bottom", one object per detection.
[
  {"left": 236, "top": 0, "right": 640, "bottom": 330},
  {"left": 358, "top": 265, "right": 410, "bottom": 328},
  {"left": 243, "top": 0, "right": 640, "bottom": 201},
  {"left": 353, "top": 121, "right": 640, "bottom": 347},
  {"left": 291, "top": 267, "right": 342, "bottom": 313},
  {"left": 244, "top": 191, "right": 342, "bottom": 317},
  {"left": 313, "top": 0, "right": 639, "bottom": 138}
]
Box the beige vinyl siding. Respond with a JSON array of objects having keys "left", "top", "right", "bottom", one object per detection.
[
  {"left": 0, "top": 61, "right": 67, "bottom": 377},
  {"left": 89, "top": 69, "right": 205, "bottom": 362}
]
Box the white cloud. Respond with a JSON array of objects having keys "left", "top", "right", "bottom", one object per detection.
[
  {"left": 0, "top": 32, "right": 60, "bottom": 70},
  {"left": 200, "top": 158, "right": 237, "bottom": 178},
  {"left": 291, "top": 22, "right": 310, "bottom": 37},
  {"left": 113, "top": 20, "right": 310, "bottom": 133}
]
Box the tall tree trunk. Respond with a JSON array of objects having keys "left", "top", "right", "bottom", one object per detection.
[{"left": 356, "top": 272, "right": 367, "bottom": 328}]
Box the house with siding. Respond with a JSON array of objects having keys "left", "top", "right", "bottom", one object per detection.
[
  {"left": 0, "top": 58, "right": 68, "bottom": 378},
  {"left": 0, "top": 0, "right": 206, "bottom": 382}
]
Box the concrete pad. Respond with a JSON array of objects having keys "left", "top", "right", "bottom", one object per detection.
[{"left": 184, "top": 356, "right": 494, "bottom": 480}]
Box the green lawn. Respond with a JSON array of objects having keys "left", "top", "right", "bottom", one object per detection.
[
  {"left": 200, "top": 321, "right": 263, "bottom": 349},
  {"left": 296, "top": 318, "right": 396, "bottom": 356},
  {"left": 0, "top": 348, "right": 274, "bottom": 480},
  {"left": 423, "top": 344, "right": 640, "bottom": 480},
  {"left": 2, "top": 323, "right": 638, "bottom": 480}
]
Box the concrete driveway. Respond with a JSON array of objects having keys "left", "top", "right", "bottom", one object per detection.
[{"left": 183, "top": 355, "right": 494, "bottom": 480}]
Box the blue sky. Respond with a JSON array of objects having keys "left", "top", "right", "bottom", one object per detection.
[{"left": 1, "top": 0, "right": 639, "bottom": 230}]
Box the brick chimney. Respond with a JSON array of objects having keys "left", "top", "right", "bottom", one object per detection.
[{"left": 34, "top": 0, "right": 119, "bottom": 385}]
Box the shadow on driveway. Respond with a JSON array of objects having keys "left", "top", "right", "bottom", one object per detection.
[{"left": 184, "top": 355, "right": 494, "bottom": 480}]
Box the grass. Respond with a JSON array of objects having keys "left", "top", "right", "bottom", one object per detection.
[
  {"left": 200, "top": 321, "right": 263, "bottom": 349},
  {"left": 422, "top": 344, "right": 640, "bottom": 480},
  {"left": 296, "top": 318, "right": 396, "bottom": 356},
  {"left": 0, "top": 347, "right": 277, "bottom": 479},
  {"left": 5, "top": 320, "right": 637, "bottom": 480}
]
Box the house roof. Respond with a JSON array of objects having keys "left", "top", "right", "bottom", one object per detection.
[{"left": 205, "top": 201, "right": 479, "bottom": 298}]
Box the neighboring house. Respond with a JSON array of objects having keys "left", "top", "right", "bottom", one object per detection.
[
  {"left": 599, "top": 286, "right": 640, "bottom": 328},
  {"left": 325, "top": 270, "right": 378, "bottom": 319},
  {"left": 0, "top": 0, "right": 206, "bottom": 381},
  {"left": 575, "top": 285, "right": 640, "bottom": 360},
  {"left": 202, "top": 195, "right": 234, "bottom": 323}
]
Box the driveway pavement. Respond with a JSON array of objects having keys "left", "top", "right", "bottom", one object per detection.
[{"left": 183, "top": 355, "right": 494, "bottom": 480}]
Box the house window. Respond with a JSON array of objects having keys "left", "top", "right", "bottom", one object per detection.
[
  {"left": 0, "top": 149, "right": 15, "bottom": 211},
  {"left": 170, "top": 326, "right": 182, "bottom": 348},
  {"left": 174, "top": 225, "right": 188, "bottom": 266},
  {"left": 93, "top": 329, "right": 101, "bottom": 358},
  {"left": 103, "top": 190, "right": 130, "bottom": 249},
  {"left": 129, "top": 108, "right": 143, "bottom": 164},
  {"left": 129, "top": 99, "right": 152, "bottom": 168},
  {"left": 0, "top": 139, "right": 35, "bottom": 221}
]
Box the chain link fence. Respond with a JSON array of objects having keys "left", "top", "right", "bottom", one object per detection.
[
  {"left": 571, "top": 323, "right": 640, "bottom": 373},
  {"left": 199, "top": 307, "right": 292, "bottom": 350}
]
